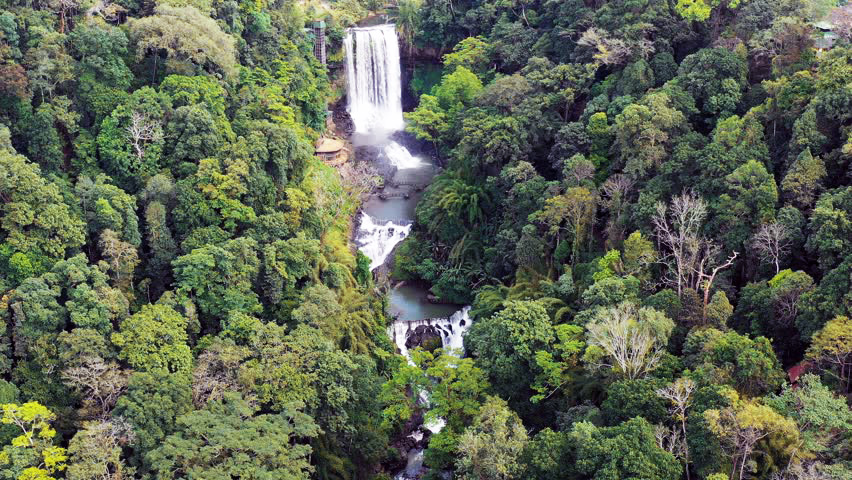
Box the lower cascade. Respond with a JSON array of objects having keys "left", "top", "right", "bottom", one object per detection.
[{"left": 388, "top": 307, "right": 473, "bottom": 362}]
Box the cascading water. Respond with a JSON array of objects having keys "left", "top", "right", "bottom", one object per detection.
[
  {"left": 384, "top": 142, "right": 423, "bottom": 169},
  {"left": 355, "top": 213, "right": 412, "bottom": 271},
  {"left": 344, "top": 24, "right": 405, "bottom": 133},
  {"left": 388, "top": 307, "right": 473, "bottom": 362},
  {"left": 344, "top": 24, "right": 473, "bottom": 479}
]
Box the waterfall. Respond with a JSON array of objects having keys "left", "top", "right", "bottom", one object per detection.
[
  {"left": 355, "top": 212, "right": 412, "bottom": 270},
  {"left": 384, "top": 141, "right": 423, "bottom": 169},
  {"left": 388, "top": 307, "right": 473, "bottom": 362},
  {"left": 344, "top": 24, "right": 405, "bottom": 133}
]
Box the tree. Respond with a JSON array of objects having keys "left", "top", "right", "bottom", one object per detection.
[
  {"left": 465, "top": 300, "right": 555, "bottom": 401},
  {"left": 455, "top": 396, "right": 528, "bottom": 480},
  {"left": 675, "top": 0, "right": 751, "bottom": 22},
  {"left": 0, "top": 402, "right": 67, "bottom": 480},
  {"left": 751, "top": 222, "right": 791, "bottom": 274},
  {"left": 111, "top": 304, "right": 191, "bottom": 376},
  {"left": 381, "top": 348, "right": 489, "bottom": 469},
  {"left": 765, "top": 374, "right": 852, "bottom": 459},
  {"left": 172, "top": 237, "right": 262, "bottom": 326},
  {"left": 806, "top": 316, "right": 852, "bottom": 394},
  {"left": 571, "top": 417, "right": 682, "bottom": 480},
  {"left": 65, "top": 419, "right": 135, "bottom": 480},
  {"left": 676, "top": 48, "right": 746, "bottom": 119},
  {"left": 805, "top": 187, "right": 852, "bottom": 273},
  {"left": 405, "top": 94, "right": 449, "bottom": 151},
  {"left": 75, "top": 175, "right": 142, "bottom": 247},
  {"left": 98, "top": 229, "right": 139, "bottom": 293},
  {"left": 96, "top": 87, "right": 171, "bottom": 191},
  {"left": 112, "top": 372, "right": 192, "bottom": 472},
  {"left": 704, "top": 392, "right": 799, "bottom": 480},
  {"left": 444, "top": 36, "right": 491, "bottom": 78},
  {"left": 0, "top": 150, "right": 85, "bottom": 268},
  {"left": 163, "top": 105, "right": 223, "bottom": 167},
  {"left": 24, "top": 31, "right": 73, "bottom": 101},
  {"left": 683, "top": 328, "right": 785, "bottom": 396},
  {"left": 128, "top": 5, "right": 237, "bottom": 78},
  {"left": 143, "top": 201, "right": 177, "bottom": 287},
  {"left": 584, "top": 302, "right": 675, "bottom": 380},
  {"left": 653, "top": 191, "right": 738, "bottom": 318},
  {"left": 125, "top": 112, "right": 158, "bottom": 161},
  {"left": 602, "top": 378, "right": 668, "bottom": 426},
  {"left": 457, "top": 109, "right": 529, "bottom": 171},
  {"left": 657, "top": 378, "right": 697, "bottom": 480},
  {"left": 61, "top": 355, "right": 129, "bottom": 420},
  {"left": 534, "top": 187, "right": 597, "bottom": 264},
  {"left": 781, "top": 148, "right": 827, "bottom": 210},
  {"left": 146, "top": 392, "right": 317, "bottom": 480},
  {"left": 614, "top": 93, "right": 686, "bottom": 178}
]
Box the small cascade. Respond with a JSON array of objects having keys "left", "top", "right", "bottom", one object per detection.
[
  {"left": 395, "top": 449, "right": 425, "bottom": 480},
  {"left": 384, "top": 141, "right": 423, "bottom": 169},
  {"left": 344, "top": 24, "right": 404, "bottom": 133},
  {"left": 355, "top": 212, "right": 412, "bottom": 270},
  {"left": 388, "top": 307, "right": 473, "bottom": 363}
]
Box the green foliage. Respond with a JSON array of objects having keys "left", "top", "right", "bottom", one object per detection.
[
  {"left": 0, "top": 150, "right": 85, "bottom": 266},
  {"left": 455, "top": 396, "right": 528, "bottom": 480},
  {"left": 570, "top": 417, "right": 682, "bottom": 480},
  {"left": 465, "top": 300, "right": 555, "bottom": 402},
  {"left": 147, "top": 392, "right": 317, "bottom": 479},
  {"left": 113, "top": 372, "right": 192, "bottom": 472},
  {"left": 128, "top": 5, "right": 238, "bottom": 78},
  {"left": 112, "top": 304, "right": 191, "bottom": 376},
  {"left": 683, "top": 328, "right": 785, "bottom": 396}
]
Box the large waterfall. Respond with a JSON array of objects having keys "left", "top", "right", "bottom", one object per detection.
[{"left": 344, "top": 24, "right": 405, "bottom": 133}]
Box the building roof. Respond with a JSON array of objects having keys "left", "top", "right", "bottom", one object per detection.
[{"left": 315, "top": 138, "right": 344, "bottom": 153}]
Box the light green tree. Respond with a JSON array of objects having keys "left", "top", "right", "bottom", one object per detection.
[
  {"left": 455, "top": 396, "right": 528, "bottom": 480},
  {"left": 111, "top": 304, "right": 191, "bottom": 376},
  {"left": 0, "top": 402, "right": 67, "bottom": 480}
]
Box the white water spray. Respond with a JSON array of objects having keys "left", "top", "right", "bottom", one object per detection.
[
  {"left": 387, "top": 307, "right": 473, "bottom": 365},
  {"left": 355, "top": 212, "right": 411, "bottom": 270},
  {"left": 344, "top": 24, "right": 404, "bottom": 133},
  {"left": 384, "top": 141, "right": 423, "bottom": 169}
]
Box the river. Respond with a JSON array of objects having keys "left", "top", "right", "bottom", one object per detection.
[{"left": 344, "top": 23, "right": 473, "bottom": 479}]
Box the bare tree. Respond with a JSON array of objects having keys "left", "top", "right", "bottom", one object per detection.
[
  {"left": 652, "top": 191, "right": 708, "bottom": 297},
  {"left": 752, "top": 222, "right": 791, "bottom": 275},
  {"left": 577, "top": 28, "right": 652, "bottom": 66},
  {"left": 67, "top": 418, "right": 136, "bottom": 480},
  {"left": 51, "top": 0, "right": 81, "bottom": 33},
  {"left": 695, "top": 249, "right": 738, "bottom": 324},
  {"left": 338, "top": 160, "right": 382, "bottom": 201},
  {"left": 655, "top": 424, "right": 686, "bottom": 459},
  {"left": 62, "top": 356, "right": 130, "bottom": 419},
  {"left": 657, "top": 378, "right": 696, "bottom": 480},
  {"left": 577, "top": 28, "right": 632, "bottom": 66},
  {"left": 126, "top": 111, "right": 159, "bottom": 159},
  {"left": 653, "top": 192, "right": 738, "bottom": 321},
  {"left": 192, "top": 345, "right": 248, "bottom": 408}
]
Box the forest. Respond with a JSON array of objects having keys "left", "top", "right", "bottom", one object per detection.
[{"left": 0, "top": 0, "right": 850, "bottom": 478}]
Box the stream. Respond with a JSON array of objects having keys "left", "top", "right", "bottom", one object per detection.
[{"left": 344, "top": 23, "right": 473, "bottom": 479}]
